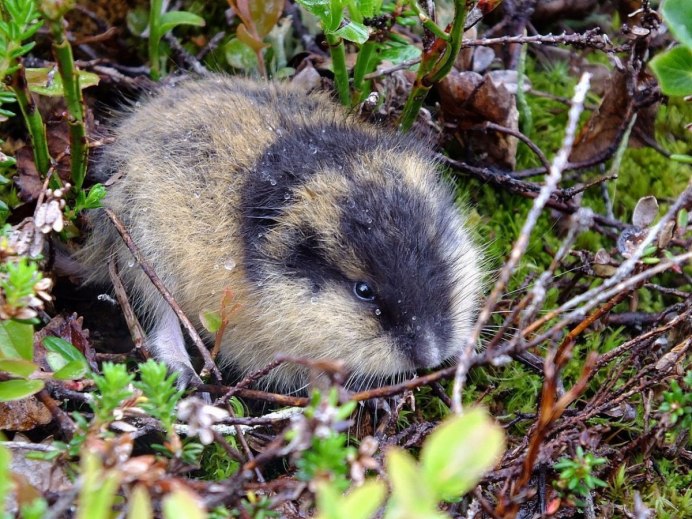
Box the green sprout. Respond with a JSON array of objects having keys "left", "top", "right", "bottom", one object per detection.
[
  {"left": 659, "top": 372, "right": 692, "bottom": 431},
  {"left": 554, "top": 446, "right": 608, "bottom": 499}
]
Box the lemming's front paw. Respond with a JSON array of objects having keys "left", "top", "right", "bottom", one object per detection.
[
  {"left": 167, "top": 362, "right": 213, "bottom": 403},
  {"left": 168, "top": 361, "right": 204, "bottom": 390}
]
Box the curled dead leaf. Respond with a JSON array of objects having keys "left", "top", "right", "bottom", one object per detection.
[{"left": 632, "top": 195, "right": 659, "bottom": 228}]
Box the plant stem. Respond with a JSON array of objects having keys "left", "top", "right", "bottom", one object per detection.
[
  {"left": 397, "top": 39, "right": 443, "bottom": 131},
  {"left": 48, "top": 19, "right": 87, "bottom": 191},
  {"left": 149, "top": 0, "right": 163, "bottom": 80},
  {"left": 325, "top": 32, "right": 350, "bottom": 105},
  {"left": 352, "top": 40, "right": 377, "bottom": 103},
  {"left": 409, "top": 2, "right": 450, "bottom": 42},
  {"left": 399, "top": 0, "right": 469, "bottom": 131},
  {"left": 9, "top": 67, "right": 51, "bottom": 178}
]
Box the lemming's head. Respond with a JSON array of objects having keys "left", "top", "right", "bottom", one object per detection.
[{"left": 238, "top": 121, "right": 482, "bottom": 387}]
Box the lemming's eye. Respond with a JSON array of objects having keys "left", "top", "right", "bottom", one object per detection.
[{"left": 353, "top": 281, "right": 375, "bottom": 301}]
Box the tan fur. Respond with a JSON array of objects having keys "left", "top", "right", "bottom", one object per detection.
[{"left": 80, "top": 76, "right": 483, "bottom": 389}]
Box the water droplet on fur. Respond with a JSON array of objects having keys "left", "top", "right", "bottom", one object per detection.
[
  {"left": 269, "top": 178, "right": 277, "bottom": 186},
  {"left": 193, "top": 191, "right": 201, "bottom": 198},
  {"left": 126, "top": 259, "right": 135, "bottom": 268},
  {"left": 310, "top": 296, "right": 317, "bottom": 304},
  {"left": 213, "top": 264, "right": 220, "bottom": 270},
  {"left": 411, "top": 316, "right": 417, "bottom": 321},
  {"left": 375, "top": 308, "right": 382, "bottom": 316},
  {"left": 346, "top": 198, "right": 356, "bottom": 209},
  {"left": 257, "top": 280, "right": 264, "bottom": 287},
  {"left": 366, "top": 217, "right": 373, "bottom": 224},
  {"left": 416, "top": 325, "right": 421, "bottom": 331},
  {"left": 310, "top": 146, "right": 318, "bottom": 155},
  {"left": 224, "top": 258, "right": 236, "bottom": 271},
  {"left": 397, "top": 299, "right": 402, "bottom": 304},
  {"left": 97, "top": 294, "right": 116, "bottom": 304},
  {"left": 284, "top": 192, "right": 291, "bottom": 200}
]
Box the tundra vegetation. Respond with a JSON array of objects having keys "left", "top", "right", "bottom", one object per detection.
[{"left": 0, "top": 0, "right": 690, "bottom": 518}]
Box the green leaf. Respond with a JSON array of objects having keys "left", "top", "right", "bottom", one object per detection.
[
  {"left": 0, "top": 359, "right": 38, "bottom": 377},
  {"left": 0, "top": 200, "right": 8, "bottom": 223},
  {"left": 199, "top": 309, "right": 222, "bottom": 333},
  {"left": 162, "top": 488, "right": 205, "bottom": 519},
  {"left": 385, "top": 448, "right": 441, "bottom": 519},
  {"left": 678, "top": 208, "right": 689, "bottom": 231},
  {"left": 76, "top": 453, "right": 122, "bottom": 519},
  {"left": 45, "top": 351, "right": 68, "bottom": 372},
  {"left": 127, "top": 485, "right": 153, "bottom": 519},
  {"left": 671, "top": 153, "right": 692, "bottom": 164},
  {"left": 83, "top": 183, "right": 107, "bottom": 209},
  {"left": 379, "top": 41, "right": 421, "bottom": 66},
  {"left": 355, "top": 0, "right": 383, "bottom": 19},
  {"left": 0, "top": 108, "right": 16, "bottom": 121},
  {"left": 0, "top": 379, "right": 44, "bottom": 401},
  {"left": 420, "top": 408, "right": 505, "bottom": 501},
  {"left": 296, "top": 0, "right": 331, "bottom": 23},
  {"left": 0, "top": 445, "right": 11, "bottom": 514},
  {"left": 24, "top": 68, "right": 101, "bottom": 97},
  {"left": 0, "top": 320, "right": 34, "bottom": 361},
  {"left": 53, "top": 360, "right": 88, "bottom": 380},
  {"left": 340, "top": 481, "right": 386, "bottom": 519},
  {"left": 223, "top": 38, "right": 259, "bottom": 70},
  {"left": 333, "top": 21, "right": 369, "bottom": 44},
  {"left": 42, "top": 336, "right": 87, "bottom": 363},
  {"left": 0, "top": 155, "right": 16, "bottom": 168},
  {"left": 158, "top": 11, "right": 206, "bottom": 34},
  {"left": 316, "top": 480, "right": 386, "bottom": 519},
  {"left": 662, "top": 0, "right": 692, "bottom": 48},
  {"left": 126, "top": 6, "right": 149, "bottom": 36},
  {"left": 650, "top": 46, "right": 692, "bottom": 97}
]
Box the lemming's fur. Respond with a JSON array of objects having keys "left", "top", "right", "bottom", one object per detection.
[{"left": 81, "top": 76, "right": 483, "bottom": 389}]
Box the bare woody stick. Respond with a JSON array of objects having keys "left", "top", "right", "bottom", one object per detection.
[
  {"left": 108, "top": 258, "right": 148, "bottom": 358},
  {"left": 104, "top": 208, "right": 222, "bottom": 383},
  {"left": 451, "top": 72, "right": 593, "bottom": 414}
]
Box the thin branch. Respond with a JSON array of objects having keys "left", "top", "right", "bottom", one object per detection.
[
  {"left": 451, "top": 72, "right": 592, "bottom": 414},
  {"left": 104, "top": 208, "right": 222, "bottom": 383}
]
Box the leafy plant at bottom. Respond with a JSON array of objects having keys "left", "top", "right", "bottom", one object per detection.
[
  {"left": 0, "top": 247, "right": 52, "bottom": 401},
  {"left": 658, "top": 371, "right": 692, "bottom": 433},
  {"left": 90, "top": 362, "right": 134, "bottom": 425},
  {"left": 315, "top": 407, "right": 505, "bottom": 519},
  {"left": 134, "top": 359, "right": 184, "bottom": 434},
  {"left": 297, "top": 430, "right": 356, "bottom": 493},
  {"left": 42, "top": 336, "right": 90, "bottom": 381},
  {"left": 293, "top": 389, "right": 358, "bottom": 492},
  {"left": 554, "top": 446, "right": 607, "bottom": 502},
  {"left": 230, "top": 492, "right": 280, "bottom": 519}
]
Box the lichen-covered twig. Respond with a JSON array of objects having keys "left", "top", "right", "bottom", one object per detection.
[{"left": 451, "top": 72, "right": 592, "bottom": 414}]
